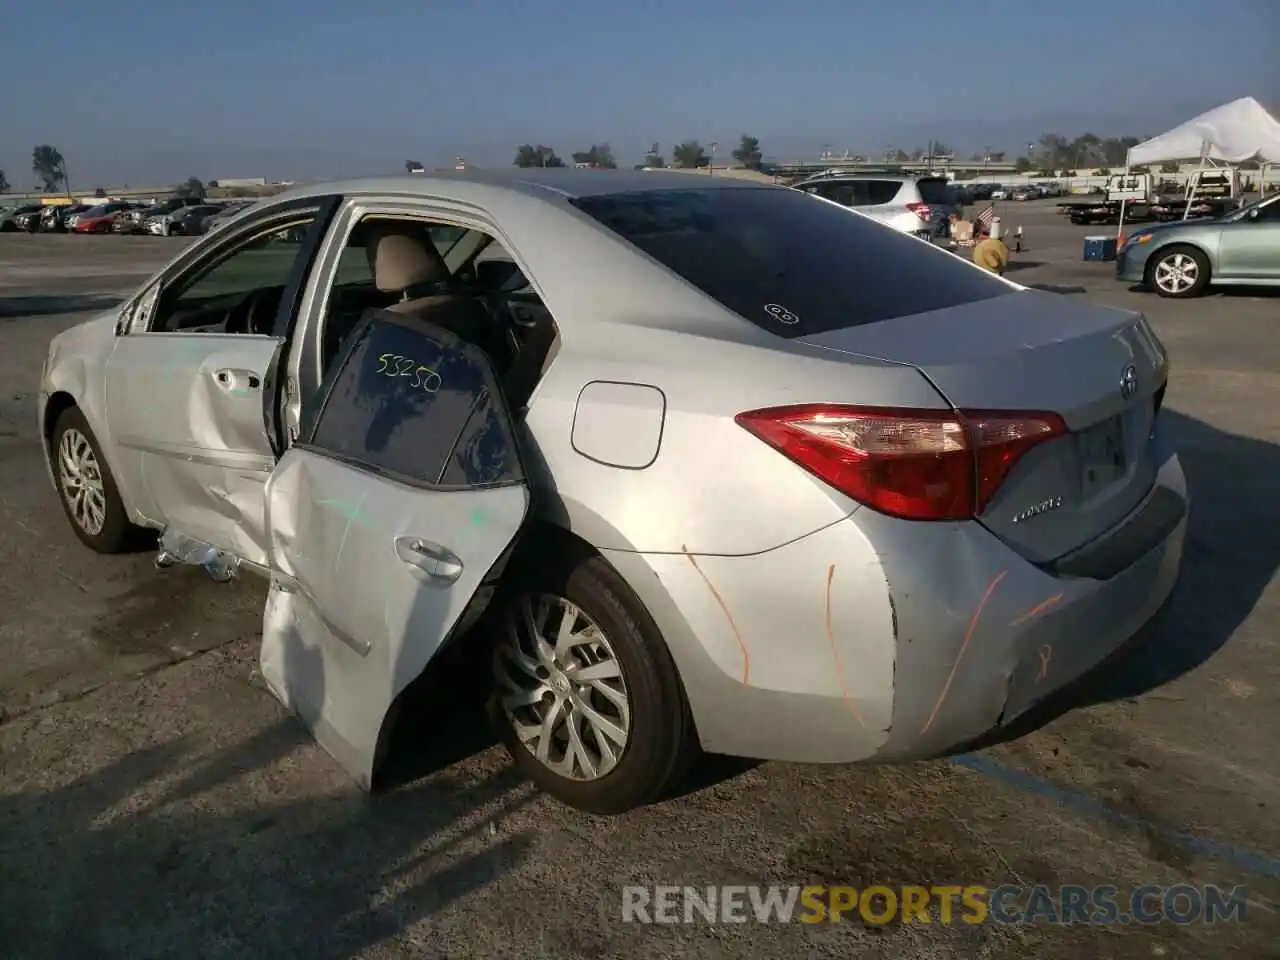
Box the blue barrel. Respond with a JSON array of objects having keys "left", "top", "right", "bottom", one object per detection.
[{"left": 1083, "top": 235, "right": 1118, "bottom": 262}]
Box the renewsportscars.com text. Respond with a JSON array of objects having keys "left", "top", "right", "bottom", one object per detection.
[{"left": 621, "top": 884, "right": 1249, "bottom": 926}]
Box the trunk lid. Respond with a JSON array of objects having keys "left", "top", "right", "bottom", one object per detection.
[{"left": 798, "top": 290, "right": 1169, "bottom": 562}]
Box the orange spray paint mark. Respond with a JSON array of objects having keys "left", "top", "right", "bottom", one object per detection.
[
  {"left": 824, "top": 564, "right": 865, "bottom": 727},
  {"left": 682, "top": 545, "right": 750, "bottom": 685},
  {"left": 921, "top": 570, "right": 1008, "bottom": 735},
  {"left": 1010, "top": 592, "right": 1064, "bottom": 627},
  {"left": 1036, "top": 644, "right": 1053, "bottom": 683}
]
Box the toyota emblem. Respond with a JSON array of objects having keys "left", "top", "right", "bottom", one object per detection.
[{"left": 1120, "top": 364, "right": 1138, "bottom": 400}]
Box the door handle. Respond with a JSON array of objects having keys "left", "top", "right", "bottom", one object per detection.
[
  {"left": 213, "top": 368, "right": 262, "bottom": 393},
  {"left": 394, "top": 536, "right": 463, "bottom": 583}
]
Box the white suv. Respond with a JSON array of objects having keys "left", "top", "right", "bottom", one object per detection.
[{"left": 792, "top": 173, "right": 956, "bottom": 238}]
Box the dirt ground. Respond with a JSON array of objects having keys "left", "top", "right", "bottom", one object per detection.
[{"left": 1, "top": 210, "right": 1277, "bottom": 959}]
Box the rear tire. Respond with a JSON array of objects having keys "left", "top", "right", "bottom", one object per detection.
[
  {"left": 1148, "top": 245, "right": 1210, "bottom": 299},
  {"left": 50, "top": 406, "right": 143, "bottom": 553},
  {"left": 489, "top": 548, "right": 699, "bottom": 815}
]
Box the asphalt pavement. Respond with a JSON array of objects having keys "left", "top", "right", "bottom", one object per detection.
[{"left": 1, "top": 216, "right": 1278, "bottom": 959}]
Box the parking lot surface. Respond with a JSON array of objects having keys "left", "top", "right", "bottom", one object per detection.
[{"left": 1, "top": 214, "right": 1278, "bottom": 959}]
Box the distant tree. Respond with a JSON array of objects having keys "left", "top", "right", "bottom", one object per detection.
[
  {"left": 31, "top": 145, "right": 67, "bottom": 193},
  {"left": 989, "top": 151, "right": 1006, "bottom": 163},
  {"left": 207, "top": 179, "right": 220, "bottom": 188},
  {"left": 228, "top": 187, "right": 254, "bottom": 198},
  {"left": 672, "top": 140, "right": 708, "bottom": 169},
  {"left": 643, "top": 143, "right": 666, "bottom": 168},
  {"left": 93, "top": 187, "right": 106, "bottom": 198},
  {"left": 930, "top": 141, "right": 951, "bottom": 157},
  {"left": 0, "top": 169, "right": 8, "bottom": 194},
  {"left": 1238, "top": 157, "right": 1260, "bottom": 170},
  {"left": 513, "top": 144, "right": 564, "bottom": 168},
  {"left": 570, "top": 144, "right": 617, "bottom": 168},
  {"left": 175, "top": 177, "right": 206, "bottom": 199},
  {"left": 892, "top": 149, "right": 910, "bottom": 162},
  {"left": 405, "top": 160, "right": 425, "bottom": 174},
  {"left": 731, "top": 135, "right": 763, "bottom": 170},
  {"left": 1014, "top": 156, "right": 1033, "bottom": 173},
  {"left": 1096, "top": 168, "right": 1111, "bottom": 177},
  {"left": 909, "top": 147, "right": 924, "bottom": 161},
  {"left": 1159, "top": 161, "right": 1180, "bottom": 174}
]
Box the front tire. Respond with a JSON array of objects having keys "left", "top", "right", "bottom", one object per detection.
[
  {"left": 1148, "top": 245, "right": 1210, "bottom": 298},
  {"left": 489, "top": 549, "right": 698, "bottom": 814},
  {"left": 51, "top": 406, "right": 141, "bottom": 553}
]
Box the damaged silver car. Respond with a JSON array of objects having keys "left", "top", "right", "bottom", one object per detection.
[{"left": 40, "top": 170, "right": 1186, "bottom": 814}]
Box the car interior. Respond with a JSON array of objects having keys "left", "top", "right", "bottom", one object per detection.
[
  {"left": 320, "top": 216, "right": 560, "bottom": 413},
  {"left": 145, "top": 212, "right": 560, "bottom": 416}
]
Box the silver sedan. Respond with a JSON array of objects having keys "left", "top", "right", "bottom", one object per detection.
[{"left": 39, "top": 169, "right": 1186, "bottom": 813}]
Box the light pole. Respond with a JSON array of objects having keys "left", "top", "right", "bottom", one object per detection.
[{"left": 708, "top": 141, "right": 718, "bottom": 176}]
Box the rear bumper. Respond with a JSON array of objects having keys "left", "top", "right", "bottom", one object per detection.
[{"left": 609, "top": 441, "right": 1186, "bottom": 765}]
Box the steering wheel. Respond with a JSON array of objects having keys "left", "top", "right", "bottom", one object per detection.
[
  {"left": 223, "top": 289, "right": 276, "bottom": 335},
  {"left": 222, "top": 291, "right": 256, "bottom": 334}
]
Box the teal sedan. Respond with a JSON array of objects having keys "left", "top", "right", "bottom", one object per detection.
[{"left": 1117, "top": 193, "right": 1280, "bottom": 298}]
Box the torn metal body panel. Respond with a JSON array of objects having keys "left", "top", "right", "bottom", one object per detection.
[{"left": 258, "top": 440, "right": 527, "bottom": 789}]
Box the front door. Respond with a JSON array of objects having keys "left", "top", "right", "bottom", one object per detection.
[
  {"left": 258, "top": 310, "right": 529, "bottom": 788},
  {"left": 103, "top": 202, "right": 329, "bottom": 565},
  {"left": 1216, "top": 197, "right": 1280, "bottom": 281}
]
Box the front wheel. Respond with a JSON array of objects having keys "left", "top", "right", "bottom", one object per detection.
[
  {"left": 1148, "top": 245, "right": 1210, "bottom": 298},
  {"left": 489, "top": 549, "right": 698, "bottom": 814},
  {"left": 51, "top": 406, "right": 144, "bottom": 552}
]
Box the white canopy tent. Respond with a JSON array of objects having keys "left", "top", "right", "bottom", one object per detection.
[
  {"left": 1127, "top": 97, "right": 1280, "bottom": 166},
  {"left": 1118, "top": 97, "right": 1280, "bottom": 235}
]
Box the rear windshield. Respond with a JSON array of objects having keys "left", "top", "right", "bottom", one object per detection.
[
  {"left": 916, "top": 179, "right": 954, "bottom": 204},
  {"left": 570, "top": 187, "right": 1010, "bottom": 338}
]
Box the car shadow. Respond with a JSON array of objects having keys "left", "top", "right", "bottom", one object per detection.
[
  {"left": 0, "top": 717, "right": 535, "bottom": 958},
  {"left": 960, "top": 408, "right": 1279, "bottom": 749},
  {"left": 1003, "top": 260, "right": 1045, "bottom": 272},
  {"left": 1126, "top": 284, "right": 1280, "bottom": 299},
  {"left": 0, "top": 294, "right": 125, "bottom": 319},
  {"left": 1027, "top": 283, "right": 1089, "bottom": 295}
]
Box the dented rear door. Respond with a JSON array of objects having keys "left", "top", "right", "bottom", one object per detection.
[{"left": 259, "top": 310, "right": 528, "bottom": 788}]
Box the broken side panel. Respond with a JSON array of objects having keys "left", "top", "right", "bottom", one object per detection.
[
  {"left": 103, "top": 334, "right": 284, "bottom": 567},
  {"left": 259, "top": 448, "right": 529, "bottom": 789}
]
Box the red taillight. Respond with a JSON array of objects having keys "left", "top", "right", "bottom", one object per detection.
[
  {"left": 735, "top": 405, "right": 1066, "bottom": 521},
  {"left": 905, "top": 201, "right": 931, "bottom": 221}
]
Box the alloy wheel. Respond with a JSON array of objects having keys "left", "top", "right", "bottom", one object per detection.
[
  {"left": 494, "top": 593, "right": 632, "bottom": 781},
  {"left": 57, "top": 428, "right": 107, "bottom": 536},
  {"left": 1154, "top": 253, "right": 1199, "bottom": 295}
]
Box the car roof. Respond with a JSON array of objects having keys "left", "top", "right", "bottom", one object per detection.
[{"left": 270, "top": 168, "right": 771, "bottom": 207}]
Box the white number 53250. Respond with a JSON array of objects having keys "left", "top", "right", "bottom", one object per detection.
[{"left": 375, "top": 353, "right": 442, "bottom": 393}]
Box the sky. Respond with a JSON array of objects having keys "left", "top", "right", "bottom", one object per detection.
[{"left": 0, "top": 0, "right": 1276, "bottom": 188}]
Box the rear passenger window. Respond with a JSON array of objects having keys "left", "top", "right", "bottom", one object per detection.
[
  {"left": 916, "top": 179, "right": 954, "bottom": 205},
  {"left": 304, "top": 311, "right": 522, "bottom": 488},
  {"left": 861, "top": 181, "right": 901, "bottom": 204},
  {"left": 571, "top": 187, "right": 1012, "bottom": 338}
]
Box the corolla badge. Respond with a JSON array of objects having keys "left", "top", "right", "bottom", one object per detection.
[
  {"left": 1120, "top": 363, "right": 1138, "bottom": 400},
  {"left": 1011, "top": 496, "right": 1063, "bottom": 524}
]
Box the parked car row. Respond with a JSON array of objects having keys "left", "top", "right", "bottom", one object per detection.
[{"left": 0, "top": 198, "right": 255, "bottom": 237}]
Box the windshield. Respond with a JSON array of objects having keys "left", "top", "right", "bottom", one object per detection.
[
  {"left": 83, "top": 206, "right": 110, "bottom": 217},
  {"left": 1225, "top": 194, "right": 1277, "bottom": 221}
]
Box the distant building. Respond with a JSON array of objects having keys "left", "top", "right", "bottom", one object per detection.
[{"left": 215, "top": 177, "right": 268, "bottom": 188}]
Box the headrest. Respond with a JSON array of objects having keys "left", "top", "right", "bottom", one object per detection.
[{"left": 365, "top": 223, "right": 450, "bottom": 293}]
